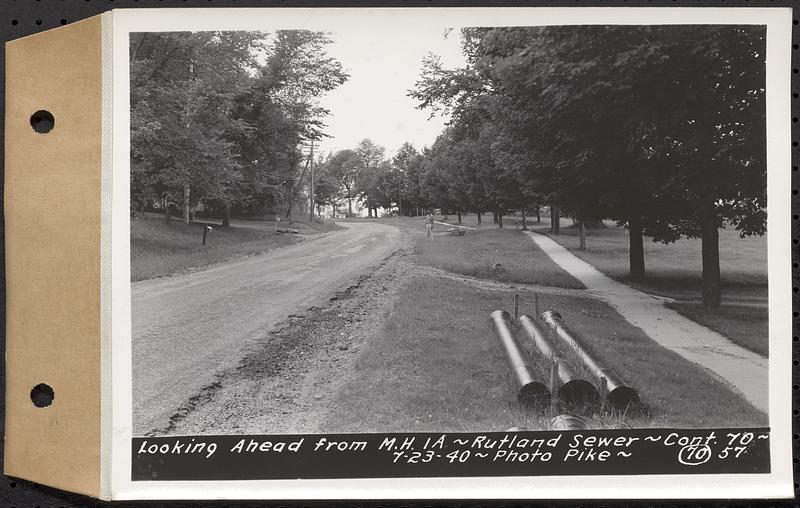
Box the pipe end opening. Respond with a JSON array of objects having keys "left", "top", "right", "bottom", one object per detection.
[
  {"left": 607, "top": 386, "right": 639, "bottom": 410},
  {"left": 558, "top": 379, "right": 600, "bottom": 405},
  {"left": 517, "top": 382, "right": 551, "bottom": 409}
]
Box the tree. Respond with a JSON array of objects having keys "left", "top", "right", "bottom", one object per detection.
[
  {"left": 324, "top": 149, "right": 361, "bottom": 217},
  {"left": 231, "top": 30, "right": 348, "bottom": 222},
  {"left": 313, "top": 158, "right": 340, "bottom": 219},
  {"left": 131, "top": 30, "right": 348, "bottom": 228},
  {"left": 632, "top": 26, "right": 766, "bottom": 305},
  {"left": 390, "top": 142, "right": 421, "bottom": 215},
  {"left": 355, "top": 139, "right": 386, "bottom": 218},
  {"left": 130, "top": 31, "right": 263, "bottom": 224},
  {"left": 411, "top": 25, "right": 766, "bottom": 306}
]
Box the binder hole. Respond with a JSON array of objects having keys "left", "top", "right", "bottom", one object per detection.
[
  {"left": 30, "top": 383, "right": 54, "bottom": 408},
  {"left": 30, "top": 110, "right": 54, "bottom": 133}
]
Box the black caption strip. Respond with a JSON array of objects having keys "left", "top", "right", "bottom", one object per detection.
[{"left": 132, "top": 427, "right": 769, "bottom": 481}]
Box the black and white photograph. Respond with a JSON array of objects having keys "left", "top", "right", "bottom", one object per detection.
[{"left": 123, "top": 9, "right": 788, "bottom": 489}]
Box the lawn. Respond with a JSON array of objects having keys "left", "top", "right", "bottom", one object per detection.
[
  {"left": 321, "top": 275, "right": 766, "bottom": 432},
  {"left": 416, "top": 214, "right": 767, "bottom": 301},
  {"left": 532, "top": 220, "right": 768, "bottom": 356},
  {"left": 665, "top": 302, "right": 769, "bottom": 357},
  {"left": 536, "top": 220, "right": 768, "bottom": 300},
  {"left": 131, "top": 217, "right": 306, "bottom": 281},
  {"left": 414, "top": 227, "right": 585, "bottom": 289},
  {"left": 417, "top": 211, "right": 554, "bottom": 230}
]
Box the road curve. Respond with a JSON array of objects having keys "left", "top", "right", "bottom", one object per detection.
[{"left": 132, "top": 221, "right": 401, "bottom": 435}]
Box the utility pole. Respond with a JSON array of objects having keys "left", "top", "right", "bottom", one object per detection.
[
  {"left": 183, "top": 58, "right": 195, "bottom": 226},
  {"left": 398, "top": 174, "right": 403, "bottom": 217},
  {"left": 309, "top": 138, "right": 315, "bottom": 223}
]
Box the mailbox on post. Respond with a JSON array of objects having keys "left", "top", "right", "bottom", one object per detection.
[{"left": 202, "top": 225, "right": 213, "bottom": 245}]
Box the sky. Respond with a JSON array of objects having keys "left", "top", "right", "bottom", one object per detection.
[{"left": 312, "top": 26, "right": 467, "bottom": 159}]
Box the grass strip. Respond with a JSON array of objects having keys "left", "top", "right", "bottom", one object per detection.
[
  {"left": 415, "top": 228, "right": 585, "bottom": 289},
  {"left": 131, "top": 218, "right": 301, "bottom": 281},
  {"left": 322, "top": 275, "right": 767, "bottom": 432},
  {"left": 665, "top": 302, "right": 768, "bottom": 357}
]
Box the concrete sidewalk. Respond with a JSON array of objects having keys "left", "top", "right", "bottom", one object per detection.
[{"left": 524, "top": 231, "right": 768, "bottom": 414}]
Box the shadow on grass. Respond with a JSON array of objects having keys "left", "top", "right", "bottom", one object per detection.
[{"left": 665, "top": 302, "right": 768, "bottom": 357}]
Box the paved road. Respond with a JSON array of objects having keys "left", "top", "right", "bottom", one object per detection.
[{"left": 132, "top": 221, "right": 401, "bottom": 435}]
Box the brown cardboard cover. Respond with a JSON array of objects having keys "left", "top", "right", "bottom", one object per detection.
[{"left": 4, "top": 15, "right": 104, "bottom": 498}]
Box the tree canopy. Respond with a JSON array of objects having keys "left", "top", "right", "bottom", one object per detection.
[
  {"left": 409, "top": 25, "right": 766, "bottom": 306},
  {"left": 130, "top": 30, "right": 348, "bottom": 222}
]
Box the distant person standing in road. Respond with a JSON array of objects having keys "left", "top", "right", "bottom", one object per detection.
[{"left": 425, "top": 213, "right": 434, "bottom": 240}]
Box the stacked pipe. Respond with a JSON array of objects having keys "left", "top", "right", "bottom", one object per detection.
[
  {"left": 518, "top": 315, "right": 599, "bottom": 404},
  {"left": 540, "top": 311, "right": 639, "bottom": 409},
  {"left": 489, "top": 310, "right": 550, "bottom": 408}
]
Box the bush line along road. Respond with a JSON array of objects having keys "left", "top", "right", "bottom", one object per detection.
[{"left": 132, "top": 215, "right": 767, "bottom": 435}]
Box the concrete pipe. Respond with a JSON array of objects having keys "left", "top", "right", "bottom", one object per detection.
[
  {"left": 518, "top": 315, "right": 599, "bottom": 404},
  {"left": 540, "top": 311, "right": 639, "bottom": 409},
  {"left": 489, "top": 310, "right": 550, "bottom": 409}
]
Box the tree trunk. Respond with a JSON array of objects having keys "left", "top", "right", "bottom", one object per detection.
[
  {"left": 164, "top": 197, "right": 171, "bottom": 224},
  {"left": 535, "top": 207, "right": 541, "bottom": 223},
  {"left": 701, "top": 205, "right": 722, "bottom": 307},
  {"left": 222, "top": 203, "right": 231, "bottom": 227},
  {"left": 629, "top": 216, "right": 646, "bottom": 281},
  {"left": 521, "top": 209, "right": 528, "bottom": 231},
  {"left": 183, "top": 184, "right": 190, "bottom": 225},
  {"left": 550, "top": 205, "right": 560, "bottom": 234},
  {"left": 477, "top": 211, "right": 482, "bottom": 225},
  {"left": 457, "top": 211, "right": 462, "bottom": 224},
  {"left": 497, "top": 209, "right": 503, "bottom": 228},
  {"left": 347, "top": 192, "right": 353, "bottom": 217},
  {"left": 493, "top": 211, "right": 498, "bottom": 224},
  {"left": 578, "top": 221, "right": 586, "bottom": 250}
]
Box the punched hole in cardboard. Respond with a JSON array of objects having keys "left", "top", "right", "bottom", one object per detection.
[
  {"left": 30, "top": 110, "right": 54, "bottom": 134},
  {"left": 30, "top": 383, "right": 54, "bottom": 408}
]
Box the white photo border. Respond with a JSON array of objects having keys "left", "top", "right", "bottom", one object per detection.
[{"left": 109, "top": 6, "right": 793, "bottom": 500}]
